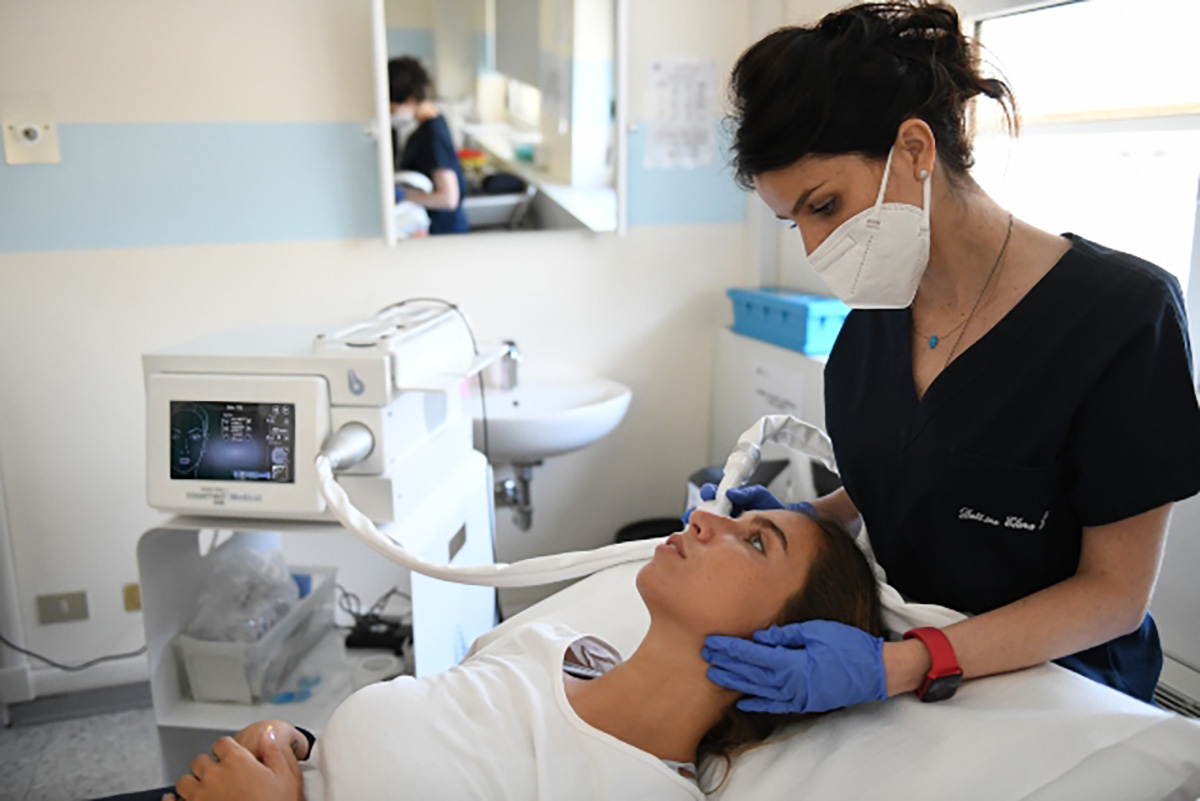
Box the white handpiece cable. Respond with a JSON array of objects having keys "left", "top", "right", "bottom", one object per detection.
[{"left": 315, "top": 415, "right": 836, "bottom": 588}]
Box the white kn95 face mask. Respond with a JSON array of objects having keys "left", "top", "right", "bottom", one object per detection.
[{"left": 801, "top": 145, "right": 932, "bottom": 310}]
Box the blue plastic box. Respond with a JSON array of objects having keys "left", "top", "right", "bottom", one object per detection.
[{"left": 727, "top": 288, "right": 851, "bottom": 356}]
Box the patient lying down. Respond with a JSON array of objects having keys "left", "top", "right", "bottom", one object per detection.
[{"left": 168, "top": 508, "right": 883, "bottom": 800}]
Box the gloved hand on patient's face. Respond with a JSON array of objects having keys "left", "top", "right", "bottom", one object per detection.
[
  {"left": 681, "top": 484, "right": 815, "bottom": 524},
  {"left": 702, "top": 619, "right": 887, "bottom": 715}
]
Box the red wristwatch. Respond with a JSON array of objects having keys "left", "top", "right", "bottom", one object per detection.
[{"left": 903, "top": 627, "right": 963, "bottom": 702}]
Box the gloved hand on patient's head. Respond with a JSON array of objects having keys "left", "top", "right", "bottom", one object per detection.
[
  {"left": 702, "top": 619, "right": 886, "bottom": 715},
  {"left": 681, "top": 484, "right": 815, "bottom": 524}
]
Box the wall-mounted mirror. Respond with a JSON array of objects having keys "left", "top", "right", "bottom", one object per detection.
[{"left": 370, "top": 0, "right": 626, "bottom": 244}]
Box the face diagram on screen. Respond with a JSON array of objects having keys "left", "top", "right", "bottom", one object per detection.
[
  {"left": 171, "top": 404, "right": 209, "bottom": 477},
  {"left": 170, "top": 401, "right": 295, "bottom": 483}
]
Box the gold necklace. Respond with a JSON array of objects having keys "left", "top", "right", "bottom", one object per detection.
[{"left": 941, "top": 213, "right": 1015, "bottom": 368}]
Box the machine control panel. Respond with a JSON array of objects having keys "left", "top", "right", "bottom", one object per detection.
[
  {"left": 169, "top": 401, "right": 295, "bottom": 483},
  {"left": 147, "top": 373, "right": 330, "bottom": 518}
]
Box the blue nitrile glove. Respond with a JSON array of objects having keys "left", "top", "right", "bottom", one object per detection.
[
  {"left": 702, "top": 619, "right": 887, "bottom": 714},
  {"left": 681, "top": 484, "right": 815, "bottom": 524},
  {"left": 394, "top": 186, "right": 407, "bottom": 202}
]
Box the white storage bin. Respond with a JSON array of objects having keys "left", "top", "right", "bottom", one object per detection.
[{"left": 174, "top": 565, "right": 337, "bottom": 704}]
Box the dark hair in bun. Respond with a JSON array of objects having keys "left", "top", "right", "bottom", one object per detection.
[
  {"left": 729, "top": 1, "right": 1016, "bottom": 189},
  {"left": 388, "top": 56, "right": 433, "bottom": 105}
]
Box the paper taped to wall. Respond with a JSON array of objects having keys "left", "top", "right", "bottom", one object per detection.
[{"left": 644, "top": 58, "right": 716, "bottom": 169}]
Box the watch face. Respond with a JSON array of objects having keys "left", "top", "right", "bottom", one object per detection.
[{"left": 922, "top": 673, "right": 963, "bottom": 703}]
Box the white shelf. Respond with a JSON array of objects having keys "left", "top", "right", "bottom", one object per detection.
[
  {"left": 155, "top": 629, "right": 397, "bottom": 734},
  {"left": 138, "top": 451, "right": 498, "bottom": 778},
  {"left": 152, "top": 514, "right": 458, "bottom": 555},
  {"left": 152, "top": 515, "right": 346, "bottom": 536}
]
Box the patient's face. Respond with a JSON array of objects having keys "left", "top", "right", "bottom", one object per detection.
[{"left": 636, "top": 509, "right": 820, "bottom": 639}]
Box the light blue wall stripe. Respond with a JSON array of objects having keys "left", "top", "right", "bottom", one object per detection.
[
  {"left": 626, "top": 124, "right": 746, "bottom": 227},
  {"left": 0, "top": 119, "right": 742, "bottom": 252},
  {"left": 0, "top": 123, "right": 380, "bottom": 252},
  {"left": 387, "top": 27, "right": 435, "bottom": 65}
]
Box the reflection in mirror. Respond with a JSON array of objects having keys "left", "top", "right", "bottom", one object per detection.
[{"left": 378, "top": 0, "right": 618, "bottom": 240}]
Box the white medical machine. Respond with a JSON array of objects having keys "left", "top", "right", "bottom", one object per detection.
[
  {"left": 144, "top": 302, "right": 485, "bottom": 524},
  {"left": 142, "top": 300, "right": 662, "bottom": 589},
  {"left": 139, "top": 302, "right": 510, "bottom": 775}
]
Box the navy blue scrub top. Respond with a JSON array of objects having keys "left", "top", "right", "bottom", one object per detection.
[
  {"left": 825, "top": 234, "right": 1200, "bottom": 703},
  {"left": 399, "top": 115, "right": 469, "bottom": 235}
]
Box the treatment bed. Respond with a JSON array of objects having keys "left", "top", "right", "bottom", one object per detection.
[{"left": 470, "top": 559, "right": 1200, "bottom": 800}]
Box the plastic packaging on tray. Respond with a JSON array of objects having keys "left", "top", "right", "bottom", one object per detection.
[{"left": 174, "top": 564, "right": 337, "bottom": 704}]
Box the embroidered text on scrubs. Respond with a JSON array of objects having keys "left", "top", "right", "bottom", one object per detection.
[
  {"left": 959, "top": 507, "right": 999, "bottom": 526},
  {"left": 959, "top": 507, "right": 1046, "bottom": 531}
]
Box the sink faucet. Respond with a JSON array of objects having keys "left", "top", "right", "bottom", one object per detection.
[{"left": 489, "top": 340, "right": 524, "bottom": 391}]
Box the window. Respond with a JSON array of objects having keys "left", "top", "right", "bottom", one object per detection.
[{"left": 971, "top": 0, "right": 1200, "bottom": 295}]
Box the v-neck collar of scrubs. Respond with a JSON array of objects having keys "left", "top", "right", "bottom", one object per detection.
[{"left": 895, "top": 235, "right": 1078, "bottom": 446}]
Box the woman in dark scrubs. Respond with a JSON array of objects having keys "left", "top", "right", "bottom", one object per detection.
[
  {"left": 388, "top": 57, "right": 469, "bottom": 235},
  {"left": 700, "top": 1, "right": 1200, "bottom": 713}
]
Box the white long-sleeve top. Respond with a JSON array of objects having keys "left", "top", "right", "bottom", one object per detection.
[{"left": 301, "top": 622, "right": 705, "bottom": 800}]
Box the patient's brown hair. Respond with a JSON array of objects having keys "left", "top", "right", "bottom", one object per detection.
[{"left": 696, "top": 511, "right": 885, "bottom": 791}]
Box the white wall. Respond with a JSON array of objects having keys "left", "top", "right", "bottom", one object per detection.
[
  {"left": 0, "top": 0, "right": 753, "bottom": 695},
  {"left": 0, "top": 0, "right": 376, "bottom": 123},
  {"left": 384, "top": 0, "right": 433, "bottom": 29},
  {"left": 432, "top": 0, "right": 478, "bottom": 100},
  {"left": 629, "top": 0, "right": 756, "bottom": 122}
]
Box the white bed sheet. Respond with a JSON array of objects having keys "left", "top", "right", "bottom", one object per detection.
[{"left": 471, "top": 560, "right": 1200, "bottom": 800}]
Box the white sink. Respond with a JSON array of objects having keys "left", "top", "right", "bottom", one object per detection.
[{"left": 468, "top": 377, "right": 632, "bottom": 463}]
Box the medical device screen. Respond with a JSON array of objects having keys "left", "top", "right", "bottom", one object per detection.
[{"left": 169, "top": 401, "right": 295, "bottom": 483}]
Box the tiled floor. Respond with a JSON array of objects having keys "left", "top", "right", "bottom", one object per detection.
[{"left": 0, "top": 708, "right": 165, "bottom": 801}]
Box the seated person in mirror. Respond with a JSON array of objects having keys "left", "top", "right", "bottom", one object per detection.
[
  {"left": 102, "top": 507, "right": 882, "bottom": 800},
  {"left": 389, "top": 56, "right": 469, "bottom": 235}
]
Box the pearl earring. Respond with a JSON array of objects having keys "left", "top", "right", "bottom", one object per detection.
[{"left": 918, "top": 168, "right": 930, "bottom": 180}]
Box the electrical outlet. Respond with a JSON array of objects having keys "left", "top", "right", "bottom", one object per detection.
[
  {"left": 123, "top": 583, "right": 142, "bottom": 612},
  {"left": 36, "top": 591, "right": 89, "bottom": 624},
  {"left": 2, "top": 121, "right": 61, "bottom": 165}
]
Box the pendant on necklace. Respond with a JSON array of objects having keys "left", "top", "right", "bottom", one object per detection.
[{"left": 928, "top": 335, "right": 939, "bottom": 349}]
